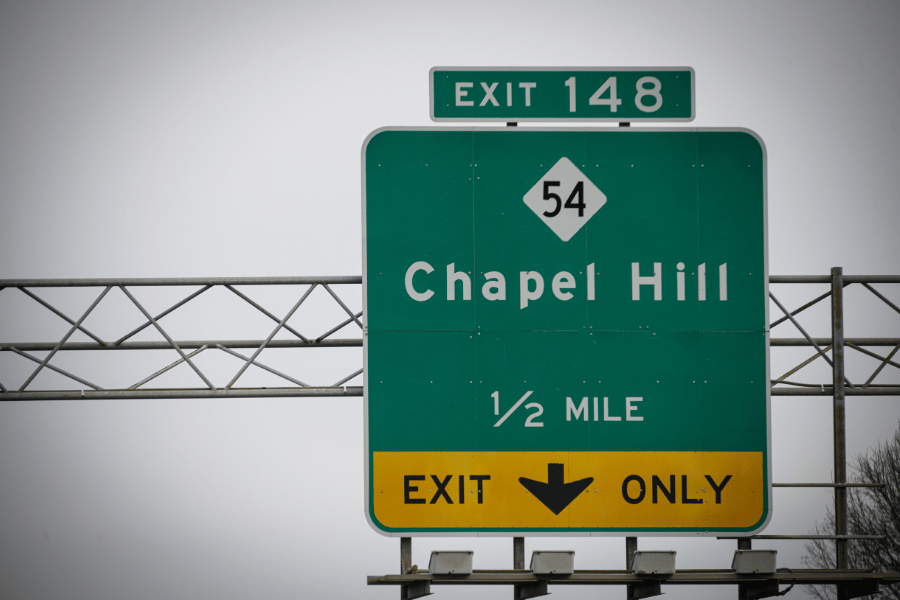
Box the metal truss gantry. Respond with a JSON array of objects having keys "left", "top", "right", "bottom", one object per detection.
[
  {"left": 0, "top": 276, "right": 362, "bottom": 400},
  {"left": 1, "top": 272, "right": 897, "bottom": 401},
  {"left": 1, "top": 270, "right": 899, "bottom": 599}
]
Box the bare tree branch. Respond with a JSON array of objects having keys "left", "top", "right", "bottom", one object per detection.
[{"left": 804, "top": 423, "right": 900, "bottom": 599}]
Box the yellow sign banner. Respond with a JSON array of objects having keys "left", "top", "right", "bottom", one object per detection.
[{"left": 372, "top": 451, "right": 764, "bottom": 530}]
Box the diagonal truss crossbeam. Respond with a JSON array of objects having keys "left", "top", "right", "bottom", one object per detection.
[
  {"left": 322, "top": 283, "right": 364, "bottom": 329},
  {"left": 770, "top": 275, "right": 900, "bottom": 393},
  {"left": 11, "top": 347, "right": 102, "bottom": 390},
  {"left": 225, "top": 284, "right": 316, "bottom": 389},
  {"left": 120, "top": 286, "right": 215, "bottom": 390},
  {"left": 225, "top": 285, "right": 309, "bottom": 342},
  {"left": 129, "top": 346, "right": 208, "bottom": 390},
  {"left": 316, "top": 311, "right": 363, "bottom": 342},
  {"left": 863, "top": 282, "right": 900, "bottom": 316},
  {"left": 773, "top": 344, "right": 833, "bottom": 384},
  {"left": 769, "top": 291, "right": 854, "bottom": 388},
  {"left": 116, "top": 285, "right": 212, "bottom": 345},
  {"left": 18, "top": 286, "right": 111, "bottom": 391},
  {"left": 769, "top": 282, "right": 850, "bottom": 329},
  {"left": 18, "top": 287, "right": 107, "bottom": 345},
  {"left": 216, "top": 344, "right": 309, "bottom": 388}
]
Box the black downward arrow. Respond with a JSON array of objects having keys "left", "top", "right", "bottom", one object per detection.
[{"left": 519, "top": 463, "right": 593, "bottom": 515}]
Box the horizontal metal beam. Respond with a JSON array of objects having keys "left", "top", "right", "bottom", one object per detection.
[
  {"left": 368, "top": 569, "right": 900, "bottom": 586},
  {"left": 1, "top": 339, "right": 362, "bottom": 351},
  {"left": 772, "top": 387, "right": 900, "bottom": 396},
  {"left": 3, "top": 387, "right": 892, "bottom": 400},
  {"left": 773, "top": 483, "right": 884, "bottom": 488},
  {"left": 719, "top": 535, "right": 884, "bottom": 540},
  {"left": 770, "top": 275, "right": 900, "bottom": 284},
  {"left": 0, "top": 387, "right": 363, "bottom": 401},
  {"left": 0, "top": 276, "right": 362, "bottom": 287},
  {"left": 4, "top": 339, "right": 896, "bottom": 351},
  {"left": 772, "top": 338, "right": 900, "bottom": 346},
  {"left": 3, "top": 276, "right": 897, "bottom": 287}
]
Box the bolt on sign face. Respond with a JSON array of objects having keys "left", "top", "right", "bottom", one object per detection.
[{"left": 362, "top": 127, "right": 770, "bottom": 536}]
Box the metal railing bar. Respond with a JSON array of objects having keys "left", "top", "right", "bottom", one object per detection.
[
  {"left": 863, "top": 343, "right": 900, "bottom": 388},
  {"left": 322, "top": 284, "right": 363, "bottom": 329},
  {"left": 315, "top": 311, "right": 363, "bottom": 342},
  {"left": 772, "top": 380, "right": 830, "bottom": 387},
  {"left": 719, "top": 535, "right": 886, "bottom": 540},
  {"left": 0, "top": 276, "right": 363, "bottom": 287},
  {"left": 772, "top": 387, "right": 900, "bottom": 396},
  {"left": 9, "top": 337, "right": 899, "bottom": 352},
  {"left": 215, "top": 344, "right": 309, "bottom": 387},
  {"left": 773, "top": 345, "right": 832, "bottom": 384},
  {"left": 115, "top": 285, "right": 212, "bottom": 345},
  {"left": 772, "top": 337, "right": 900, "bottom": 346},
  {"left": 770, "top": 292, "right": 854, "bottom": 387},
  {"left": 773, "top": 483, "right": 884, "bottom": 488},
  {"left": 13, "top": 337, "right": 900, "bottom": 351},
  {"left": 331, "top": 368, "right": 363, "bottom": 387},
  {"left": 120, "top": 287, "right": 214, "bottom": 390},
  {"left": 225, "top": 285, "right": 317, "bottom": 390},
  {"left": 369, "top": 569, "right": 900, "bottom": 586},
  {"left": 770, "top": 276, "right": 832, "bottom": 284},
  {"left": 17, "top": 286, "right": 111, "bottom": 392},
  {"left": 862, "top": 282, "right": 900, "bottom": 316},
  {"left": 770, "top": 276, "right": 900, "bottom": 284},
  {"left": 10, "top": 347, "right": 102, "bottom": 390},
  {"left": 0, "top": 275, "right": 894, "bottom": 287},
  {"left": 10, "top": 338, "right": 900, "bottom": 352},
  {"left": 128, "top": 346, "right": 208, "bottom": 389},
  {"left": 773, "top": 380, "right": 897, "bottom": 389},
  {"left": 846, "top": 341, "right": 900, "bottom": 372},
  {"left": 0, "top": 387, "right": 364, "bottom": 401},
  {"left": 18, "top": 287, "right": 107, "bottom": 345},
  {"left": 0, "top": 339, "right": 362, "bottom": 351},
  {"left": 224, "top": 285, "right": 308, "bottom": 343},
  {"left": 769, "top": 285, "right": 849, "bottom": 329}
]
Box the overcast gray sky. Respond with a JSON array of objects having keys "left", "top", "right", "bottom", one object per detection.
[{"left": 1, "top": 1, "right": 899, "bottom": 599}]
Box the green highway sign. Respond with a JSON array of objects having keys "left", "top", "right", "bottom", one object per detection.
[
  {"left": 430, "top": 67, "right": 694, "bottom": 122},
  {"left": 362, "top": 128, "right": 769, "bottom": 535}
]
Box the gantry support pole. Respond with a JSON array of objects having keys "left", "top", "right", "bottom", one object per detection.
[{"left": 832, "top": 268, "right": 849, "bottom": 600}]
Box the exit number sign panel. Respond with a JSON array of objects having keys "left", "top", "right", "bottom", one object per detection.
[
  {"left": 430, "top": 67, "right": 695, "bottom": 121},
  {"left": 362, "top": 128, "right": 769, "bottom": 535}
]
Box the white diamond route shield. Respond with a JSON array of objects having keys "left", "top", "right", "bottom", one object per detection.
[{"left": 523, "top": 157, "right": 607, "bottom": 242}]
